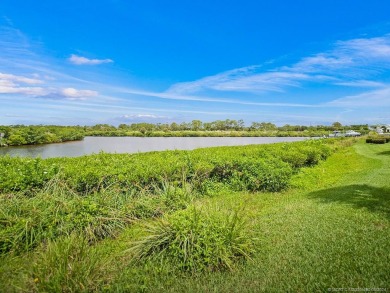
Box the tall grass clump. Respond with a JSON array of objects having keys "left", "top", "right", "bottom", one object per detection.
[
  {"left": 32, "top": 234, "right": 107, "bottom": 292},
  {"left": 128, "top": 206, "right": 256, "bottom": 272},
  {"left": 0, "top": 179, "right": 132, "bottom": 255}
]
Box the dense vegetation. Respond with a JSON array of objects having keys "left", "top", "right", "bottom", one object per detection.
[
  {"left": 0, "top": 125, "right": 84, "bottom": 146},
  {"left": 1, "top": 138, "right": 389, "bottom": 292},
  {"left": 0, "top": 139, "right": 333, "bottom": 196},
  {"left": 0, "top": 121, "right": 371, "bottom": 146},
  {"left": 0, "top": 140, "right": 335, "bottom": 256}
]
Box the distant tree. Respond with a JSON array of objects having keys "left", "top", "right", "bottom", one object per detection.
[
  {"left": 331, "top": 122, "right": 342, "bottom": 130},
  {"left": 191, "top": 120, "right": 203, "bottom": 131},
  {"left": 236, "top": 119, "right": 245, "bottom": 130},
  {"left": 249, "top": 122, "right": 260, "bottom": 131},
  {"left": 260, "top": 122, "right": 277, "bottom": 131},
  {"left": 170, "top": 122, "right": 180, "bottom": 131},
  {"left": 180, "top": 122, "right": 191, "bottom": 131},
  {"left": 203, "top": 122, "right": 212, "bottom": 131},
  {"left": 91, "top": 124, "right": 116, "bottom": 131}
]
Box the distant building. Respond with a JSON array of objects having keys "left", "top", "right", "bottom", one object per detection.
[
  {"left": 345, "top": 130, "right": 361, "bottom": 137},
  {"left": 376, "top": 124, "right": 390, "bottom": 134},
  {"left": 329, "top": 131, "right": 342, "bottom": 137}
]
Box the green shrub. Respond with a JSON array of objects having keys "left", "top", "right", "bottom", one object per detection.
[
  {"left": 222, "top": 158, "right": 293, "bottom": 192},
  {"left": 128, "top": 206, "right": 255, "bottom": 272},
  {"left": 0, "top": 140, "right": 337, "bottom": 196},
  {"left": 366, "top": 136, "right": 389, "bottom": 144},
  {"left": 279, "top": 150, "right": 308, "bottom": 169},
  {"left": 0, "top": 157, "right": 59, "bottom": 194},
  {"left": 371, "top": 138, "right": 386, "bottom": 144}
]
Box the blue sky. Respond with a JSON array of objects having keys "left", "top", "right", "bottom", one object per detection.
[{"left": 1, "top": 0, "right": 390, "bottom": 126}]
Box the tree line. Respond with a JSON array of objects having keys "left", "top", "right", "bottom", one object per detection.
[{"left": 0, "top": 120, "right": 370, "bottom": 146}]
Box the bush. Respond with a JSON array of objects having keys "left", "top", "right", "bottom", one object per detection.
[
  {"left": 210, "top": 158, "right": 293, "bottom": 192},
  {"left": 366, "top": 137, "right": 386, "bottom": 144},
  {"left": 366, "top": 136, "right": 390, "bottom": 144},
  {"left": 0, "top": 140, "right": 337, "bottom": 196},
  {"left": 128, "top": 206, "right": 256, "bottom": 272}
]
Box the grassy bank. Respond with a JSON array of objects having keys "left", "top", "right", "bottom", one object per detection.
[
  {"left": 106, "top": 140, "right": 389, "bottom": 292},
  {"left": 0, "top": 139, "right": 389, "bottom": 292}
]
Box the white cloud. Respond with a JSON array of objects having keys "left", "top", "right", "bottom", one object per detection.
[
  {"left": 0, "top": 85, "right": 46, "bottom": 95},
  {"left": 167, "top": 34, "right": 390, "bottom": 95},
  {"left": 118, "top": 87, "right": 316, "bottom": 107},
  {"left": 110, "top": 114, "right": 171, "bottom": 124},
  {"left": 36, "top": 87, "right": 99, "bottom": 100},
  {"left": 208, "top": 71, "right": 310, "bottom": 92},
  {"left": 60, "top": 87, "right": 98, "bottom": 98},
  {"left": 168, "top": 66, "right": 259, "bottom": 94},
  {"left": 122, "top": 114, "right": 164, "bottom": 119},
  {"left": 334, "top": 80, "right": 386, "bottom": 88},
  {"left": 68, "top": 54, "right": 113, "bottom": 65},
  {"left": 327, "top": 86, "right": 390, "bottom": 107},
  {"left": 290, "top": 35, "right": 390, "bottom": 76},
  {"left": 168, "top": 67, "right": 313, "bottom": 94},
  {"left": 0, "top": 72, "right": 43, "bottom": 84},
  {"left": 291, "top": 54, "right": 354, "bottom": 73},
  {"left": 0, "top": 84, "right": 98, "bottom": 100},
  {"left": 337, "top": 36, "right": 390, "bottom": 58},
  {"left": 0, "top": 72, "right": 46, "bottom": 95}
]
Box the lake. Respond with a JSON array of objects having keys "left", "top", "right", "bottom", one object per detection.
[{"left": 0, "top": 136, "right": 309, "bottom": 158}]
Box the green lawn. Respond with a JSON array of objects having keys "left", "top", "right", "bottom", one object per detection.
[
  {"left": 108, "top": 141, "right": 389, "bottom": 292},
  {"left": 1, "top": 140, "right": 389, "bottom": 292}
]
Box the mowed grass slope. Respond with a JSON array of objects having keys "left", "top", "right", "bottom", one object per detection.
[
  {"left": 109, "top": 141, "right": 390, "bottom": 292},
  {"left": 0, "top": 140, "right": 389, "bottom": 292}
]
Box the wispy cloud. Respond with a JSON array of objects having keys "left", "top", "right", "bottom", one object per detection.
[
  {"left": 0, "top": 72, "right": 43, "bottom": 84},
  {"left": 168, "top": 34, "right": 390, "bottom": 95},
  {"left": 0, "top": 85, "right": 45, "bottom": 95},
  {"left": 0, "top": 71, "right": 98, "bottom": 100},
  {"left": 168, "top": 68, "right": 312, "bottom": 94},
  {"left": 0, "top": 26, "right": 112, "bottom": 87},
  {"left": 118, "top": 87, "right": 317, "bottom": 107},
  {"left": 0, "top": 72, "right": 46, "bottom": 95},
  {"left": 338, "top": 36, "right": 390, "bottom": 58},
  {"left": 327, "top": 86, "right": 390, "bottom": 107},
  {"left": 290, "top": 35, "right": 390, "bottom": 76},
  {"left": 333, "top": 80, "right": 386, "bottom": 88},
  {"left": 36, "top": 88, "right": 98, "bottom": 100},
  {"left": 0, "top": 26, "right": 36, "bottom": 59},
  {"left": 68, "top": 54, "right": 113, "bottom": 65},
  {"left": 112, "top": 114, "right": 169, "bottom": 123}
]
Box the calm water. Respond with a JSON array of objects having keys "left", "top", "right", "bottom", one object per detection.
[{"left": 0, "top": 136, "right": 308, "bottom": 158}]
